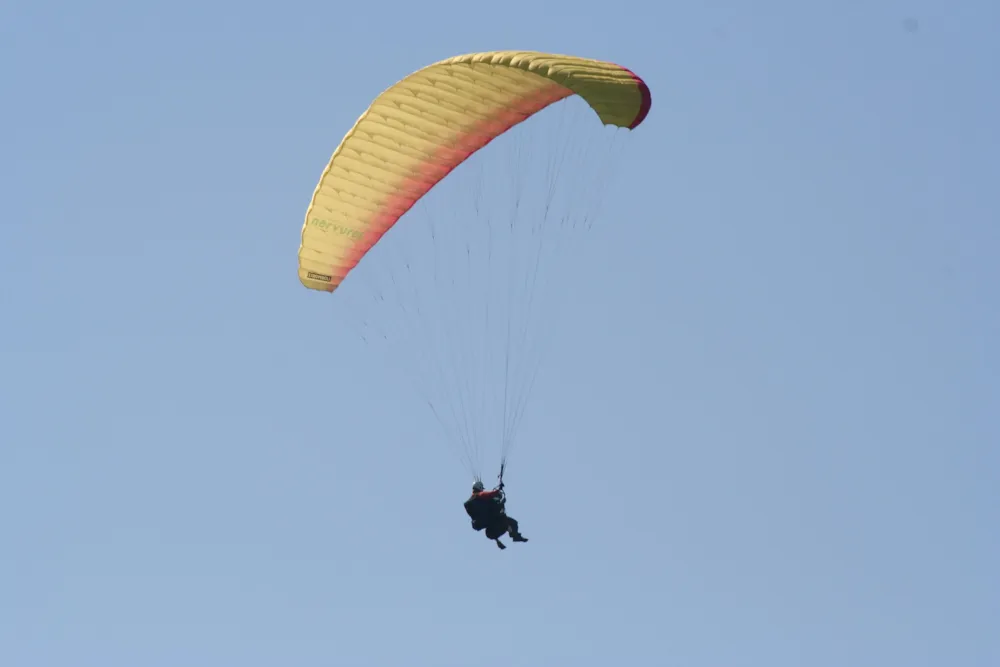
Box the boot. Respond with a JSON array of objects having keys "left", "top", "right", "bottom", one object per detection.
[
  {"left": 495, "top": 539, "right": 507, "bottom": 549},
  {"left": 510, "top": 532, "right": 528, "bottom": 543}
]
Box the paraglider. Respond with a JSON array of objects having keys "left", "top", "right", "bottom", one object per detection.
[
  {"left": 297, "top": 50, "right": 650, "bottom": 546},
  {"left": 464, "top": 477, "right": 528, "bottom": 550}
]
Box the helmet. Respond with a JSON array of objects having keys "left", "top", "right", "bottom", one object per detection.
[{"left": 472, "top": 480, "right": 485, "bottom": 493}]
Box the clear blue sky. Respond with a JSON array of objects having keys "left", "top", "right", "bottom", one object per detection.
[{"left": 2, "top": 0, "right": 998, "bottom": 665}]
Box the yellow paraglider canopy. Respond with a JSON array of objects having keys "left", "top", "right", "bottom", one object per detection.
[{"left": 297, "top": 50, "right": 651, "bottom": 292}]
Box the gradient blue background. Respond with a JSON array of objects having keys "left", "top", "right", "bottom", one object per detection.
[{"left": 2, "top": 1, "right": 997, "bottom": 665}]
